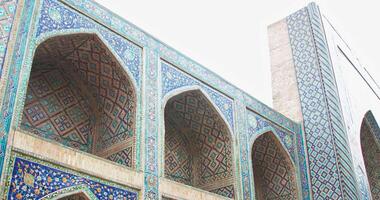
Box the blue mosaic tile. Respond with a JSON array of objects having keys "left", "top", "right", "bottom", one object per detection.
[
  {"left": 356, "top": 166, "right": 371, "bottom": 200},
  {"left": 0, "top": 0, "right": 18, "bottom": 79},
  {"left": 37, "top": 0, "right": 142, "bottom": 88},
  {"left": 246, "top": 111, "right": 295, "bottom": 161},
  {"left": 6, "top": 154, "right": 138, "bottom": 199},
  {"left": 161, "top": 61, "right": 234, "bottom": 130},
  {"left": 287, "top": 3, "right": 359, "bottom": 199}
]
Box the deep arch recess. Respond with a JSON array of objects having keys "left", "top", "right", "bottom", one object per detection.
[{"left": 20, "top": 33, "right": 137, "bottom": 168}]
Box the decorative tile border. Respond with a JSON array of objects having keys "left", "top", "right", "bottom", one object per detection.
[
  {"left": 4, "top": 152, "right": 138, "bottom": 199},
  {"left": 60, "top": 0, "right": 299, "bottom": 134},
  {"left": 0, "top": 0, "right": 18, "bottom": 79},
  {"left": 356, "top": 166, "right": 371, "bottom": 200},
  {"left": 239, "top": 107, "right": 307, "bottom": 199},
  {"left": 0, "top": 0, "right": 37, "bottom": 179},
  {"left": 161, "top": 61, "right": 234, "bottom": 130},
  {"left": 37, "top": 0, "right": 142, "bottom": 88},
  {"left": 287, "top": 3, "right": 359, "bottom": 199},
  {"left": 143, "top": 49, "right": 160, "bottom": 199},
  {"left": 0, "top": 0, "right": 315, "bottom": 200}
]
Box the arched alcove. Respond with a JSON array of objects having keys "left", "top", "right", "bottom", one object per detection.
[
  {"left": 58, "top": 192, "right": 89, "bottom": 200},
  {"left": 251, "top": 132, "right": 298, "bottom": 200},
  {"left": 163, "top": 89, "right": 235, "bottom": 198},
  {"left": 20, "top": 33, "right": 137, "bottom": 168},
  {"left": 360, "top": 111, "right": 380, "bottom": 200}
]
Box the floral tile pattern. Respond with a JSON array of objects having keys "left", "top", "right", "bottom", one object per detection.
[{"left": 6, "top": 153, "right": 138, "bottom": 200}]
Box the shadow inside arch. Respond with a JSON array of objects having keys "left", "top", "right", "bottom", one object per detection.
[
  {"left": 360, "top": 110, "right": 380, "bottom": 200},
  {"left": 161, "top": 86, "right": 234, "bottom": 136},
  {"left": 162, "top": 88, "right": 236, "bottom": 198},
  {"left": 19, "top": 32, "right": 138, "bottom": 168},
  {"left": 251, "top": 131, "right": 300, "bottom": 200},
  {"left": 40, "top": 185, "right": 96, "bottom": 200}
]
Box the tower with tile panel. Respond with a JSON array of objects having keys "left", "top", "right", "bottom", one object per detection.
[{"left": 269, "top": 2, "right": 380, "bottom": 200}]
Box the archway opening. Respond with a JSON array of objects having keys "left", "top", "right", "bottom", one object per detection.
[
  {"left": 251, "top": 132, "right": 298, "bottom": 200},
  {"left": 360, "top": 112, "right": 380, "bottom": 200},
  {"left": 57, "top": 192, "right": 89, "bottom": 200},
  {"left": 20, "top": 33, "right": 136, "bottom": 168},
  {"left": 164, "top": 90, "right": 235, "bottom": 198}
]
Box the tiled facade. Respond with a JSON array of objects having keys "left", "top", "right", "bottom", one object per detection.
[
  {"left": 286, "top": 5, "right": 358, "bottom": 199},
  {"left": 0, "top": 0, "right": 378, "bottom": 200},
  {"left": 21, "top": 33, "right": 137, "bottom": 167},
  {"left": 252, "top": 133, "right": 298, "bottom": 200},
  {"left": 361, "top": 113, "right": 380, "bottom": 199},
  {"left": 164, "top": 90, "right": 234, "bottom": 198},
  {"left": 0, "top": 0, "right": 17, "bottom": 79},
  {"left": 5, "top": 152, "right": 138, "bottom": 199}
]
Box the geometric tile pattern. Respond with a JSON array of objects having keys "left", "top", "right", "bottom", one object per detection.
[
  {"left": 164, "top": 120, "right": 192, "bottom": 185},
  {"left": 247, "top": 112, "right": 295, "bottom": 160},
  {"left": 356, "top": 166, "right": 371, "bottom": 200},
  {"left": 252, "top": 133, "right": 298, "bottom": 200},
  {"left": 5, "top": 153, "right": 138, "bottom": 200},
  {"left": 287, "top": 4, "right": 359, "bottom": 199},
  {"left": 360, "top": 117, "right": 380, "bottom": 200},
  {"left": 21, "top": 68, "right": 94, "bottom": 152},
  {"left": 209, "top": 185, "right": 234, "bottom": 198},
  {"left": 161, "top": 61, "right": 234, "bottom": 131},
  {"left": 239, "top": 107, "right": 305, "bottom": 200},
  {"left": 143, "top": 50, "right": 160, "bottom": 200},
  {"left": 306, "top": 4, "right": 359, "bottom": 200},
  {"left": 66, "top": 0, "right": 300, "bottom": 138},
  {"left": 1, "top": 1, "right": 365, "bottom": 200},
  {"left": 36, "top": 0, "right": 142, "bottom": 87},
  {"left": 0, "top": 3, "right": 303, "bottom": 200},
  {"left": 164, "top": 90, "right": 234, "bottom": 198},
  {"left": 21, "top": 33, "right": 136, "bottom": 166},
  {"left": 65, "top": 36, "right": 136, "bottom": 153},
  {"left": 107, "top": 146, "right": 133, "bottom": 168},
  {"left": 0, "top": 0, "right": 17, "bottom": 78},
  {"left": 364, "top": 111, "right": 380, "bottom": 143},
  {"left": 0, "top": 0, "right": 34, "bottom": 179}
]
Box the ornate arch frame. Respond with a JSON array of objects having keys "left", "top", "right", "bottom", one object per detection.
[
  {"left": 40, "top": 185, "right": 95, "bottom": 200},
  {"left": 10, "top": 28, "right": 141, "bottom": 169},
  {"left": 159, "top": 85, "right": 237, "bottom": 195},
  {"left": 359, "top": 110, "right": 380, "bottom": 200},
  {"left": 247, "top": 126, "right": 302, "bottom": 200}
]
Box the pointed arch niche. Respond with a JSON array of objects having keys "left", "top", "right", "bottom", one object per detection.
[
  {"left": 163, "top": 89, "right": 235, "bottom": 198},
  {"left": 57, "top": 192, "right": 90, "bottom": 200},
  {"left": 251, "top": 132, "right": 299, "bottom": 200},
  {"left": 360, "top": 111, "right": 380, "bottom": 200},
  {"left": 20, "top": 33, "right": 137, "bottom": 168}
]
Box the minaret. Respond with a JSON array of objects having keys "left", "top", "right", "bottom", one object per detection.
[{"left": 268, "top": 2, "right": 360, "bottom": 199}]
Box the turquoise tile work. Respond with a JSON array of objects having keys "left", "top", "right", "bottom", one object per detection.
[
  {"left": 286, "top": 3, "right": 359, "bottom": 200},
  {"left": 0, "top": 0, "right": 307, "bottom": 199},
  {"left": 0, "top": 0, "right": 18, "bottom": 78},
  {"left": 1, "top": 0, "right": 373, "bottom": 199}
]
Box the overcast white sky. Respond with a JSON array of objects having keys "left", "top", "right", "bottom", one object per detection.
[{"left": 96, "top": 0, "right": 380, "bottom": 106}]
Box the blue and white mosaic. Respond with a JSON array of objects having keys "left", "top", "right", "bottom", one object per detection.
[
  {"left": 37, "top": 0, "right": 142, "bottom": 87},
  {"left": 287, "top": 3, "right": 359, "bottom": 199},
  {"left": 0, "top": 0, "right": 18, "bottom": 79},
  {"left": 1, "top": 0, "right": 370, "bottom": 199},
  {"left": 246, "top": 111, "right": 295, "bottom": 160},
  {"left": 356, "top": 166, "right": 371, "bottom": 200},
  {"left": 6, "top": 153, "right": 138, "bottom": 199},
  {"left": 161, "top": 61, "right": 234, "bottom": 130}
]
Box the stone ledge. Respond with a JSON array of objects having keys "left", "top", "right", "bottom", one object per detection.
[
  {"left": 159, "top": 178, "right": 231, "bottom": 200},
  {"left": 11, "top": 131, "right": 143, "bottom": 191}
]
